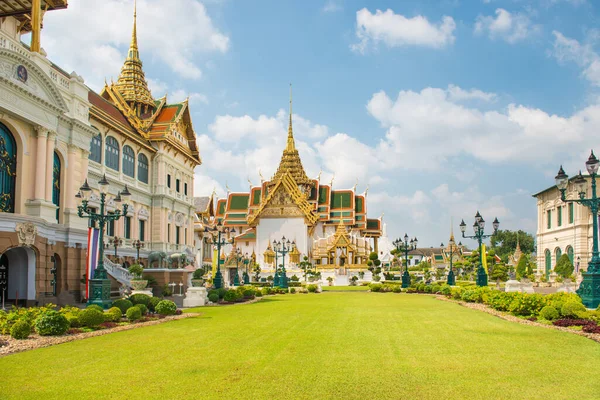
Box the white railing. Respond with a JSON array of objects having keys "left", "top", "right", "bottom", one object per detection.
[{"left": 104, "top": 257, "right": 132, "bottom": 288}]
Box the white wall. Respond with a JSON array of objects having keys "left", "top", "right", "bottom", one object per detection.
[{"left": 256, "top": 217, "right": 307, "bottom": 268}]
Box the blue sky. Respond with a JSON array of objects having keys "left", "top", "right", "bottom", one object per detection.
[{"left": 43, "top": 0, "right": 600, "bottom": 247}]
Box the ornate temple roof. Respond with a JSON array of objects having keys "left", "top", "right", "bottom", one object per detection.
[{"left": 0, "top": 0, "right": 68, "bottom": 33}]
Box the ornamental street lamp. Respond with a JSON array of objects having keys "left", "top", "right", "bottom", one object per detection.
[
  {"left": 133, "top": 239, "right": 144, "bottom": 262},
  {"left": 233, "top": 247, "right": 242, "bottom": 286},
  {"left": 459, "top": 212, "right": 499, "bottom": 287},
  {"left": 446, "top": 241, "right": 461, "bottom": 286},
  {"left": 204, "top": 221, "right": 234, "bottom": 289},
  {"left": 243, "top": 252, "right": 250, "bottom": 284},
  {"left": 111, "top": 236, "right": 123, "bottom": 258},
  {"left": 392, "top": 234, "right": 417, "bottom": 288},
  {"left": 77, "top": 174, "right": 131, "bottom": 308},
  {"left": 273, "top": 237, "right": 295, "bottom": 289},
  {"left": 554, "top": 151, "right": 600, "bottom": 308}
]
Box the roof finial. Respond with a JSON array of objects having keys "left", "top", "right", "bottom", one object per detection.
[
  {"left": 131, "top": 0, "right": 138, "bottom": 52},
  {"left": 287, "top": 83, "right": 295, "bottom": 151}
]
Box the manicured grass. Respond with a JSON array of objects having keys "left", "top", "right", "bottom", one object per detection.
[
  {"left": 321, "top": 285, "right": 369, "bottom": 291},
  {"left": 1, "top": 293, "right": 599, "bottom": 399}
]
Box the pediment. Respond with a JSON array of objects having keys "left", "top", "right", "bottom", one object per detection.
[{"left": 0, "top": 49, "right": 68, "bottom": 113}]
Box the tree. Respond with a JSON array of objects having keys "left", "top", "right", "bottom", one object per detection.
[
  {"left": 554, "top": 254, "right": 574, "bottom": 278},
  {"left": 252, "top": 263, "right": 261, "bottom": 281},
  {"left": 490, "top": 263, "right": 508, "bottom": 281},
  {"left": 516, "top": 254, "right": 528, "bottom": 279},
  {"left": 490, "top": 230, "right": 535, "bottom": 262}
]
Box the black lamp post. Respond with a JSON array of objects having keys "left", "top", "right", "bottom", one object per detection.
[
  {"left": 133, "top": 239, "right": 144, "bottom": 262},
  {"left": 243, "top": 252, "right": 250, "bottom": 284},
  {"left": 459, "top": 212, "right": 499, "bottom": 287},
  {"left": 233, "top": 247, "right": 242, "bottom": 286},
  {"left": 204, "top": 221, "right": 234, "bottom": 289},
  {"left": 554, "top": 151, "right": 600, "bottom": 308},
  {"left": 77, "top": 174, "right": 131, "bottom": 308},
  {"left": 446, "top": 241, "right": 460, "bottom": 286},
  {"left": 273, "top": 237, "right": 294, "bottom": 289},
  {"left": 112, "top": 236, "right": 123, "bottom": 258},
  {"left": 393, "top": 234, "right": 417, "bottom": 288}
]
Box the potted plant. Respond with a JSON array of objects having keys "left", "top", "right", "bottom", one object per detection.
[
  {"left": 191, "top": 268, "right": 204, "bottom": 287},
  {"left": 327, "top": 276, "right": 333, "bottom": 286},
  {"left": 128, "top": 263, "right": 148, "bottom": 290}
]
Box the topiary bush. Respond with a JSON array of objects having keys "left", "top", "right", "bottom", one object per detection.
[
  {"left": 290, "top": 287, "right": 296, "bottom": 294},
  {"left": 369, "top": 283, "right": 382, "bottom": 292},
  {"left": 128, "top": 294, "right": 151, "bottom": 306},
  {"left": 155, "top": 300, "right": 177, "bottom": 316},
  {"left": 10, "top": 320, "right": 31, "bottom": 340},
  {"left": 243, "top": 289, "right": 255, "bottom": 299},
  {"left": 509, "top": 293, "right": 546, "bottom": 317},
  {"left": 86, "top": 304, "right": 104, "bottom": 313},
  {"left": 208, "top": 293, "right": 219, "bottom": 303},
  {"left": 440, "top": 285, "right": 451, "bottom": 296},
  {"left": 65, "top": 314, "right": 81, "bottom": 328},
  {"left": 539, "top": 306, "right": 559, "bottom": 321},
  {"left": 545, "top": 292, "right": 582, "bottom": 316},
  {"left": 224, "top": 290, "right": 241, "bottom": 302},
  {"left": 561, "top": 301, "right": 587, "bottom": 319},
  {"left": 35, "top": 311, "right": 70, "bottom": 336},
  {"left": 430, "top": 284, "right": 441, "bottom": 294},
  {"left": 217, "top": 288, "right": 227, "bottom": 299},
  {"left": 255, "top": 290, "right": 263, "bottom": 297},
  {"left": 392, "top": 285, "right": 402, "bottom": 293},
  {"left": 112, "top": 299, "right": 133, "bottom": 314},
  {"left": 134, "top": 303, "right": 148, "bottom": 315},
  {"left": 148, "top": 297, "right": 161, "bottom": 312},
  {"left": 79, "top": 308, "right": 105, "bottom": 328},
  {"left": 307, "top": 284, "right": 318, "bottom": 293},
  {"left": 126, "top": 306, "right": 142, "bottom": 322},
  {"left": 105, "top": 307, "right": 122, "bottom": 322},
  {"left": 424, "top": 285, "right": 433, "bottom": 293}
]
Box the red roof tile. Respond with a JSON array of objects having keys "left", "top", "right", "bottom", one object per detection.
[{"left": 88, "top": 91, "right": 135, "bottom": 132}]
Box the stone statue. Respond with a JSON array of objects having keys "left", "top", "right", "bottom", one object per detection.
[
  {"left": 147, "top": 251, "right": 167, "bottom": 268},
  {"left": 15, "top": 222, "right": 37, "bottom": 247}
]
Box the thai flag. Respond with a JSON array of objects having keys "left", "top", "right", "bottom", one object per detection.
[{"left": 86, "top": 228, "right": 100, "bottom": 299}]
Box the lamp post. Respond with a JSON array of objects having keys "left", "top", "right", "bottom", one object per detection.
[
  {"left": 273, "top": 237, "right": 294, "bottom": 289},
  {"left": 459, "top": 212, "right": 499, "bottom": 287},
  {"left": 554, "top": 151, "right": 600, "bottom": 308},
  {"left": 133, "top": 239, "right": 144, "bottom": 262},
  {"left": 243, "top": 252, "right": 250, "bottom": 284},
  {"left": 233, "top": 247, "right": 242, "bottom": 286},
  {"left": 392, "top": 234, "right": 417, "bottom": 288},
  {"left": 77, "top": 174, "right": 131, "bottom": 308},
  {"left": 111, "top": 236, "right": 123, "bottom": 258},
  {"left": 204, "top": 221, "right": 234, "bottom": 289},
  {"left": 446, "top": 241, "right": 461, "bottom": 286}
]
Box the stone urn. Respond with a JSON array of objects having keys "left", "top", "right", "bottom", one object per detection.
[
  {"left": 191, "top": 279, "right": 204, "bottom": 287},
  {"left": 131, "top": 280, "right": 148, "bottom": 290}
]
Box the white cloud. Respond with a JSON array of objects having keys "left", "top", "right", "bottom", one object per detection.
[
  {"left": 351, "top": 8, "right": 456, "bottom": 53},
  {"left": 474, "top": 8, "right": 540, "bottom": 43},
  {"left": 551, "top": 31, "right": 600, "bottom": 86},
  {"left": 42, "top": 0, "right": 229, "bottom": 90},
  {"left": 171, "top": 90, "right": 209, "bottom": 104},
  {"left": 447, "top": 84, "right": 497, "bottom": 102},
  {"left": 322, "top": 0, "right": 342, "bottom": 13}
]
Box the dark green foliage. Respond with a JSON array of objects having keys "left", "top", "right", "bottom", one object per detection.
[
  {"left": 128, "top": 294, "right": 151, "bottom": 306},
  {"left": 508, "top": 294, "right": 546, "bottom": 316},
  {"left": 192, "top": 269, "right": 204, "bottom": 279},
  {"left": 34, "top": 311, "right": 70, "bottom": 336},
  {"left": 162, "top": 284, "right": 173, "bottom": 297},
  {"left": 540, "top": 306, "right": 559, "bottom": 321},
  {"left": 155, "top": 300, "right": 177, "bottom": 316},
  {"left": 86, "top": 304, "right": 104, "bottom": 313},
  {"left": 561, "top": 301, "right": 586, "bottom": 318},
  {"left": 424, "top": 285, "right": 433, "bottom": 293},
  {"left": 78, "top": 308, "right": 105, "bottom": 328},
  {"left": 243, "top": 289, "right": 255, "bottom": 299},
  {"left": 224, "top": 290, "right": 241, "bottom": 302},
  {"left": 290, "top": 288, "right": 296, "bottom": 294},
  {"left": 490, "top": 230, "right": 535, "bottom": 261},
  {"left": 135, "top": 304, "right": 148, "bottom": 315},
  {"left": 430, "top": 284, "right": 441, "bottom": 294},
  {"left": 105, "top": 307, "right": 122, "bottom": 322},
  {"left": 440, "top": 285, "right": 451, "bottom": 296},
  {"left": 10, "top": 320, "right": 31, "bottom": 340},
  {"left": 392, "top": 286, "right": 402, "bottom": 293},
  {"left": 217, "top": 288, "right": 227, "bottom": 299},
  {"left": 516, "top": 255, "right": 529, "bottom": 279},
  {"left": 126, "top": 306, "right": 142, "bottom": 322},
  {"left": 554, "top": 254, "right": 574, "bottom": 278},
  {"left": 307, "top": 284, "right": 318, "bottom": 293},
  {"left": 208, "top": 293, "right": 220, "bottom": 303},
  {"left": 112, "top": 299, "right": 133, "bottom": 314},
  {"left": 489, "top": 263, "right": 508, "bottom": 281},
  {"left": 369, "top": 283, "right": 382, "bottom": 292},
  {"left": 128, "top": 264, "right": 144, "bottom": 279},
  {"left": 65, "top": 314, "right": 81, "bottom": 328},
  {"left": 148, "top": 297, "right": 161, "bottom": 312}
]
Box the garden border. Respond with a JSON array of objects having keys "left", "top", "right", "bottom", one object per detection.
[{"left": 437, "top": 296, "right": 600, "bottom": 343}]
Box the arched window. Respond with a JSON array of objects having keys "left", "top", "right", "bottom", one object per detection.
[
  {"left": 544, "top": 249, "right": 551, "bottom": 279},
  {"left": 53, "top": 152, "right": 61, "bottom": 222},
  {"left": 555, "top": 247, "right": 562, "bottom": 265},
  {"left": 123, "top": 145, "right": 135, "bottom": 178},
  {"left": 567, "top": 246, "right": 574, "bottom": 264},
  {"left": 89, "top": 131, "right": 102, "bottom": 163},
  {"left": 105, "top": 136, "right": 119, "bottom": 171},
  {"left": 138, "top": 153, "right": 148, "bottom": 184},
  {"left": 0, "top": 122, "right": 17, "bottom": 213}
]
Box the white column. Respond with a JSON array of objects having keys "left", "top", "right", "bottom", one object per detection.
[
  {"left": 45, "top": 131, "right": 56, "bottom": 202},
  {"left": 34, "top": 126, "right": 48, "bottom": 200}
]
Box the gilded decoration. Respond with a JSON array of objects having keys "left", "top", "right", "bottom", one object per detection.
[{"left": 15, "top": 222, "right": 37, "bottom": 247}]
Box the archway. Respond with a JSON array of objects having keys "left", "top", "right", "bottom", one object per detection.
[
  {"left": 544, "top": 249, "right": 551, "bottom": 279},
  {"left": 1, "top": 247, "right": 36, "bottom": 306}
]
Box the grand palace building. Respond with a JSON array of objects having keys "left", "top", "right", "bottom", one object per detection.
[{"left": 0, "top": 2, "right": 199, "bottom": 306}]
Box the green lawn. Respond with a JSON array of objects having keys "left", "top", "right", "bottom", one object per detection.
[
  {"left": 1, "top": 293, "right": 599, "bottom": 400},
  {"left": 321, "top": 285, "right": 369, "bottom": 291}
]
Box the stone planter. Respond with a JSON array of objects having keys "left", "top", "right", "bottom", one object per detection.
[
  {"left": 191, "top": 279, "right": 204, "bottom": 287},
  {"left": 131, "top": 280, "right": 148, "bottom": 290}
]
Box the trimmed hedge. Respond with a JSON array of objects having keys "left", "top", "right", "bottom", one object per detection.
[
  {"left": 112, "top": 299, "right": 134, "bottom": 314},
  {"left": 126, "top": 306, "right": 142, "bottom": 322},
  {"left": 10, "top": 320, "right": 31, "bottom": 340},
  {"left": 79, "top": 308, "right": 105, "bottom": 328},
  {"left": 129, "top": 294, "right": 151, "bottom": 306},
  {"left": 34, "top": 311, "right": 70, "bottom": 336},
  {"left": 105, "top": 307, "right": 123, "bottom": 322},
  {"left": 155, "top": 300, "right": 177, "bottom": 316}
]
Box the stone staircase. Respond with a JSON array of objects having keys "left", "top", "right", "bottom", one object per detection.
[{"left": 103, "top": 257, "right": 132, "bottom": 289}]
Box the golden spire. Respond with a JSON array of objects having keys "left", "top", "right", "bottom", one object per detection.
[
  {"left": 113, "top": 0, "right": 155, "bottom": 117},
  {"left": 270, "top": 85, "right": 312, "bottom": 187},
  {"left": 449, "top": 217, "right": 455, "bottom": 243}
]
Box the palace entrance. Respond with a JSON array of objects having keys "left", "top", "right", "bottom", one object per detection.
[{"left": 0, "top": 247, "right": 36, "bottom": 307}]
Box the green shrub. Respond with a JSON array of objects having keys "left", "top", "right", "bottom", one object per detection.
[
  {"left": 561, "top": 301, "right": 587, "bottom": 318},
  {"left": 431, "top": 284, "right": 441, "bottom": 294},
  {"left": 148, "top": 297, "right": 161, "bottom": 312},
  {"left": 307, "top": 284, "right": 318, "bottom": 293},
  {"left": 290, "top": 288, "right": 296, "bottom": 294},
  {"left": 460, "top": 287, "right": 490, "bottom": 303},
  {"left": 392, "top": 286, "right": 402, "bottom": 293},
  {"left": 126, "top": 306, "right": 142, "bottom": 322},
  {"left": 255, "top": 290, "right": 263, "bottom": 297},
  {"left": 485, "top": 291, "right": 517, "bottom": 312},
  {"left": 65, "top": 314, "right": 81, "bottom": 328},
  {"left": 217, "top": 288, "right": 227, "bottom": 299},
  {"left": 417, "top": 283, "right": 426, "bottom": 292},
  {"left": 79, "top": 308, "right": 105, "bottom": 328},
  {"left": 112, "top": 299, "right": 133, "bottom": 314},
  {"left": 135, "top": 304, "right": 148, "bottom": 315},
  {"left": 545, "top": 293, "right": 582, "bottom": 316},
  {"left": 86, "top": 304, "right": 104, "bottom": 312},
  {"left": 539, "top": 306, "right": 559, "bottom": 321},
  {"left": 34, "top": 310, "right": 70, "bottom": 336},
  {"left": 224, "top": 290, "right": 240, "bottom": 302},
  {"left": 509, "top": 293, "right": 546, "bottom": 317},
  {"left": 208, "top": 293, "right": 219, "bottom": 303},
  {"left": 243, "top": 289, "right": 255, "bottom": 299},
  {"left": 369, "top": 283, "right": 382, "bottom": 292},
  {"left": 155, "top": 300, "right": 177, "bottom": 316},
  {"left": 424, "top": 285, "right": 433, "bottom": 293},
  {"left": 451, "top": 287, "right": 464, "bottom": 300},
  {"left": 10, "top": 320, "right": 31, "bottom": 340},
  {"left": 129, "top": 294, "right": 151, "bottom": 306},
  {"left": 440, "top": 285, "right": 451, "bottom": 296},
  {"left": 105, "top": 307, "right": 122, "bottom": 322}
]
